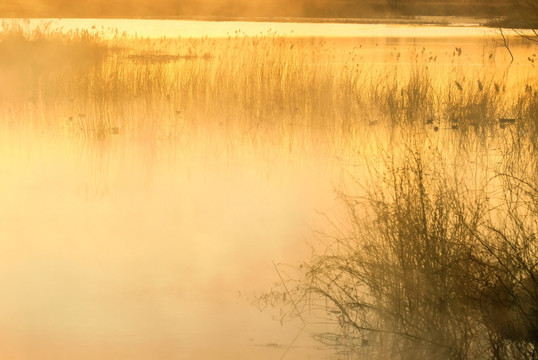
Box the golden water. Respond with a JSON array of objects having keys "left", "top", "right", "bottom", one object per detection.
[{"left": 0, "top": 19, "right": 536, "bottom": 359}]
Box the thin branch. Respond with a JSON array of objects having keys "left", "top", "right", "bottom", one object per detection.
[
  {"left": 279, "top": 326, "right": 305, "bottom": 360},
  {"left": 308, "top": 287, "right": 457, "bottom": 352},
  {"left": 273, "top": 261, "right": 306, "bottom": 325},
  {"left": 500, "top": 28, "right": 515, "bottom": 64}
]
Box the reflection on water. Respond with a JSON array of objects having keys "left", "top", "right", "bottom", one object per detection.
[
  {"left": 0, "top": 127, "right": 339, "bottom": 359},
  {"left": 0, "top": 19, "right": 537, "bottom": 359}
]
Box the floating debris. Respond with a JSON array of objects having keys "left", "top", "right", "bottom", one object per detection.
[
  {"left": 499, "top": 118, "right": 516, "bottom": 129},
  {"left": 499, "top": 118, "right": 516, "bottom": 124}
]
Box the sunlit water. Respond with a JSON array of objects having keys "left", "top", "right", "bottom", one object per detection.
[
  {"left": 0, "top": 130, "right": 338, "bottom": 359},
  {"left": 7, "top": 17, "right": 503, "bottom": 38},
  {"left": 0, "top": 18, "right": 536, "bottom": 359}
]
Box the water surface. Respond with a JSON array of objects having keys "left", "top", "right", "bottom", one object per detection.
[{"left": 0, "top": 18, "right": 536, "bottom": 359}]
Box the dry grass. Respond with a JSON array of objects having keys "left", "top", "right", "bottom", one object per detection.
[
  {"left": 260, "top": 130, "right": 537, "bottom": 359},
  {"left": 1, "top": 22, "right": 537, "bottom": 358},
  {"left": 1, "top": 24, "right": 536, "bottom": 145}
]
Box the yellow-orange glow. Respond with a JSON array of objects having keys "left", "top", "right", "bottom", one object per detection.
[{"left": 0, "top": 17, "right": 537, "bottom": 359}]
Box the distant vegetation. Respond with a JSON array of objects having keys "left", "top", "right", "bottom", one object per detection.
[{"left": 0, "top": 0, "right": 526, "bottom": 22}]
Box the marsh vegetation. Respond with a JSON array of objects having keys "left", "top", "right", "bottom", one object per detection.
[{"left": 0, "top": 18, "right": 537, "bottom": 359}]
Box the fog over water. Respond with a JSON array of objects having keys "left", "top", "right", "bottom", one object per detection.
[
  {"left": 0, "top": 18, "right": 536, "bottom": 359},
  {"left": 0, "top": 101, "right": 341, "bottom": 359}
]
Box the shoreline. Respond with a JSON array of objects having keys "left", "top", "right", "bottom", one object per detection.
[
  {"left": 0, "top": 15, "right": 498, "bottom": 28},
  {"left": 3, "top": 15, "right": 534, "bottom": 30}
]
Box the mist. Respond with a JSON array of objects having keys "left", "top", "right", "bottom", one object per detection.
[
  {"left": 1, "top": 9, "right": 537, "bottom": 360},
  {"left": 1, "top": 0, "right": 516, "bottom": 19}
]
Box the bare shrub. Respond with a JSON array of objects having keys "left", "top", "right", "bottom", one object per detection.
[{"left": 261, "top": 133, "right": 538, "bottom": 359}]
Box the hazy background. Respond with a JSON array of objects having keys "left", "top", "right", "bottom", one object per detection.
[{"left": 0, "top": 0, "right": 518, "bottom": 19}]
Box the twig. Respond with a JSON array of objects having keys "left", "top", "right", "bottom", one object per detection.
[
  {"left": 499, "top": 28, "right": 514, "bottom": 64},
  {"left": 279, "top": 326, "right": 305, "bottom": 360},
  {"left": 273, "top": 261, "right": 305, "bottom": 325}
]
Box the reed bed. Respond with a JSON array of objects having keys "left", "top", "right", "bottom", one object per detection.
[
  {"left": 1, "top": 24, "right": 536, "bottom": 146},
  {"left": 1, "top": 22, "right": 537, "bottom": 358}
]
